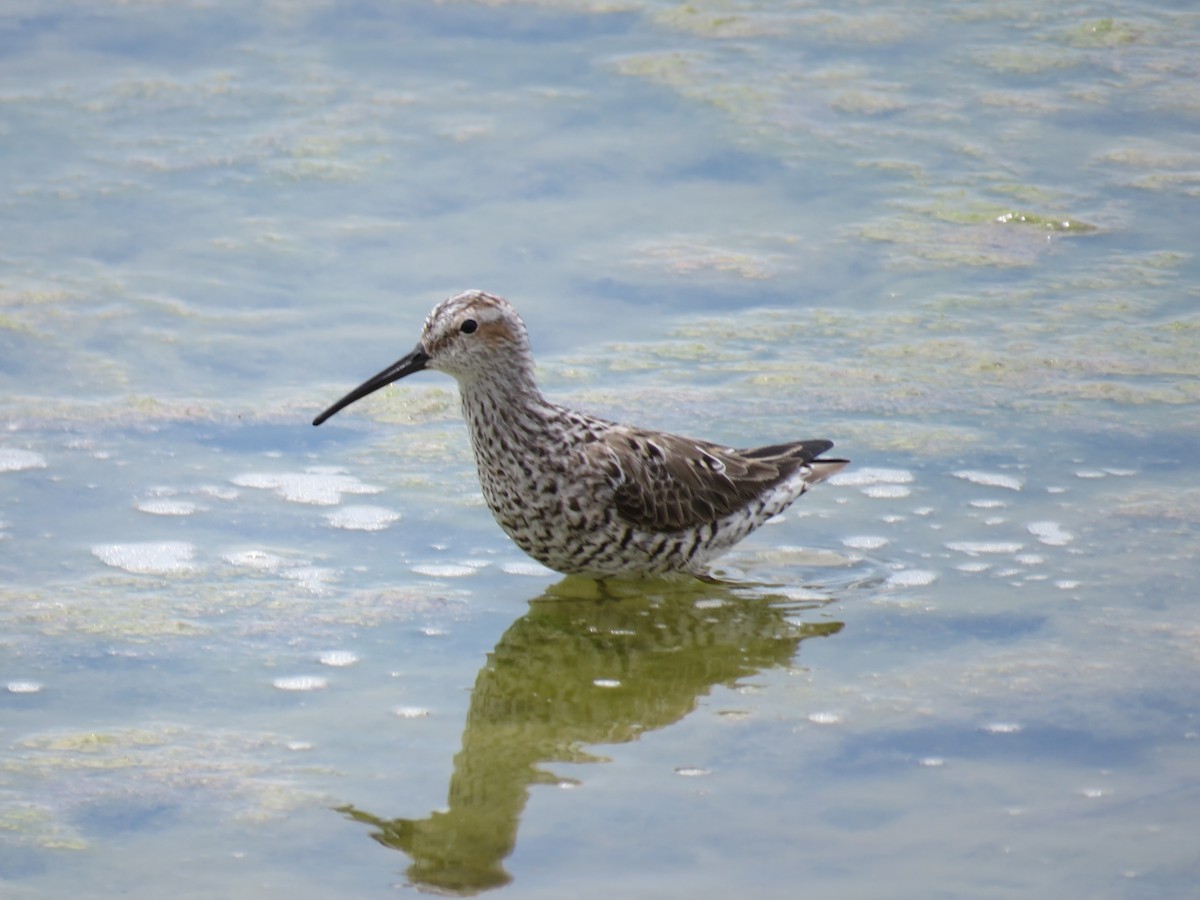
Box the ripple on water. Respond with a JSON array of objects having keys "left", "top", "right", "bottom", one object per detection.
[
  {"left": 776, "top": 586, "right": 827, "bottom": 603},
  {"left": 224, "top": 550, "right": 289, "bottom": 571},
  {"left": 863, "top": 484, "right": 911, "bottom": 499},
  {"left": 842, "top": 535, "right": 890, "bottom": 550},
  {"left": 0, "top": 448, "right": 47, "bottom": 472},
  {"left": 92, "top": 541, "right": 197, "bottom": 575},
  {"left": 324, "top": 505, "right": 401, "bottom": 531},
  {"left": 1027, "top": 521, "right": 1074, "bottom": 546},
  {"left": 952, "top": 470, "right": 1025, "bottom": 491},
  {"left": 272, "top": 676, "right": 327, "bottom": 691},
  {"left": 945, "top": 541, "right": 1024, "bottom": 556},
  {"left": 829, "top": 467, "right": 914, "bottom": 486},
  {"left": 393, "top": 706, "right": 431, "bottom": 719},
  {"left": 500, "top": 560, "right": 557, "bottom": 577},
  {"left": 317, "top": 650, "right": 360, "bottom": 667},
  {"left": 198, "top": 484, "right": 241, "bottom": 501},
  {"left": 231, "top": 467, "right": 382, "bottom": 505},
  {"left": 281, "top": 567, "right": 336, "bottom": 592},
  {"left": 885, "top": 569, "right": 939, "bottom": 588},
  {"left": 135, "top": 498, "right": 200, "bottom": 516},
  {"left": 410, "top": 563, "right": 478, "bottom": 578},
  {"left": 807, "top": 711, "right": 843, "bottom": 725}
]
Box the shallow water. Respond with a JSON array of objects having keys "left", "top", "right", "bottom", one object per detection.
[{"left": 2, "top": 1, "right": 1199, "bottom": 897}]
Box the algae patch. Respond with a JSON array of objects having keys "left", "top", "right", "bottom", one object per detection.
[{"left": 1, "top": 726, "right": 327, "bottom": 850}]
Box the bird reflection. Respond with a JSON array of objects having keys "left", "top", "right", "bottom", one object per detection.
[{"left": 339, "top": 578, "right": 844, "bottom": 895}]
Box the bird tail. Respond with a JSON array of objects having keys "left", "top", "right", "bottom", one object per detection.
[
  {"left": 739, "top": 439, "right": 848, "bottom": 484},
  {"left": 806, "top": 457, "right": 849, "bottom": 484}
]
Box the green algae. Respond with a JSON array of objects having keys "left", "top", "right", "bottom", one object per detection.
[
  {"left": 897, "top": 192, "right": 1098, "bottom": 232},
  {"left": 376, "top": 429, "right": 474, "bottom": 470},
  {"left": 0, "top": 803, "right": 89, "bottom": 851},
  {"left": 977, "top": 89, "right": 1066, "bottom": 114},
  {"left": 371, "top": 385, "right": 458, "bottom": 426},
  {"left": 0, "top": 312, "right": 30, "bottom": 332},
  {"left": 440, "top": 0, "right": 635, "bottom": 9},
  {"left": 1119, "top": 170, "right": 1200, "bottom": 198},
  {"left": 0, "top": 285, "right": 87, "bottom": 334},
  {"left": 1148, "top": 76, "right": 1200, "bottom": 116},
  {"left": 652, "top": 2, "right": 917, "bottom": 45},
  {"left": 1075, "top": 322, "right": 1200, "bottom": 379},
  {"left": 1, "top": 725, "right": 326, "bottom": 849},
  {"left": 557, "top": 286, "right": 1200, "bottom": 449},
  {"left": 808, "top": 11, "right": 917, "bottom": 45},
  {"left": 993, "top": 211, "right": 1097, "bottom": 233},
  {"left": 601, "top": 0, "right": 1195, "bottom": 293},
  {"left": 610, "top": 49, "right": 700, "bottom": 85},
  {"left": 1118, "top": 488, "right": 1200, "bottom": 523},
  {"left": 1055, "top": 250, "right": 1192, "bottom": 291},
  {"left": 834, "top": 420, "right": 985, "bottom": 454},
  {"left": 986, "top": 181, "right": 1076, "bottom": 206},
  {"left": 853, "top": 191, "right": 1099, "bottom": 269},
  {"left": 856, "top": 217, "right": 1054, "bottom": 268},
  {"left": 654, "top": 3, "right": 782, "bottom": 39},
  {"left": 830, "top": 90, "right": 910, "bottom": 116},
  {"left": 632, "top": 234, "right": 799, "bottom": 280},
  {"left": 857, "top": 158, "right": 927, "bottom": 180},
  {"left": 1061, "top": 18, "right": 1143, "bottom": 49},
  {"left": 980, "top": 47, "right": 1079, "bottom": 75},
  {"left": 1042, "top": 379, "right": 1200, "bottom": 406},
  {"left": 606, "top": 340, "right": 747, "bottom": 364},
  {"left": 1, "top": 570, "right": 463, "bottom": 640}
]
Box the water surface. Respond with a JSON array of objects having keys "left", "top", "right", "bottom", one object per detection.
[{"left": 2, "top": 1, "right": 1198, "bottom": 897}]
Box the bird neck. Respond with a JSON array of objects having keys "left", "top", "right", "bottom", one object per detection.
[{"left": 457, "top": 360, "right": 554, "bottom": 434}]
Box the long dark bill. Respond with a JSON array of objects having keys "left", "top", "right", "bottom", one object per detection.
[{"left": 312, "top": 345, "right": 430, "bottom": 426}]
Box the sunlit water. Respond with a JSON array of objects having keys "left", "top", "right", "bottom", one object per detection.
[{"left": 3, "top": 1, "right": 1198, "bottom": 897}]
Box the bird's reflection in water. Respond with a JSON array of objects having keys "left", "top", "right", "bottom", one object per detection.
[{"left": 339, "top": 577, "right": 844, "bottom": 895}]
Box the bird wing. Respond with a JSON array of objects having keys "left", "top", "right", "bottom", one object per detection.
[{"left": 597, "top": 427, "right": 839, "bottom": 533}]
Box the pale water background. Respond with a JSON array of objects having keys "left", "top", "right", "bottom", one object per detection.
[{"left": 2, "top": 1, "right": 1199, "bottom": 897}]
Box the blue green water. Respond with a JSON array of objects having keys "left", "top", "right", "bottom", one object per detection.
[{"left": 2, "top": 1, "right": 1198, "bottom": 897}]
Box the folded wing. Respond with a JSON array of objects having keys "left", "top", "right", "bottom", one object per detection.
[{"left": 601, "top": 429, "right": 846, "bottom": 533}]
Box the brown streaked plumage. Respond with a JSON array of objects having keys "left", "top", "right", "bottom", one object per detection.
[{"left": 313, "top": 290, "right": 847, "bottom": 577}]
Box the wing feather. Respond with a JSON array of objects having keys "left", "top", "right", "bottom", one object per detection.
[{"left": 603, "top": 428, "right": 845, "bottom": 533}]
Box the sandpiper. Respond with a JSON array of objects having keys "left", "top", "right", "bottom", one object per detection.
[{"left": 313, "top": 290, "right": 847, "bottom": 577}]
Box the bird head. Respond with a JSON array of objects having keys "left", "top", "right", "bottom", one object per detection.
[{"left": 312, "top": 290, "right": 533, "bottom": 426}]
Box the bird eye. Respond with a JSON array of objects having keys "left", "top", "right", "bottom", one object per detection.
[{"left": 460, "top": 319, "right": 478, "bottom": 334}]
